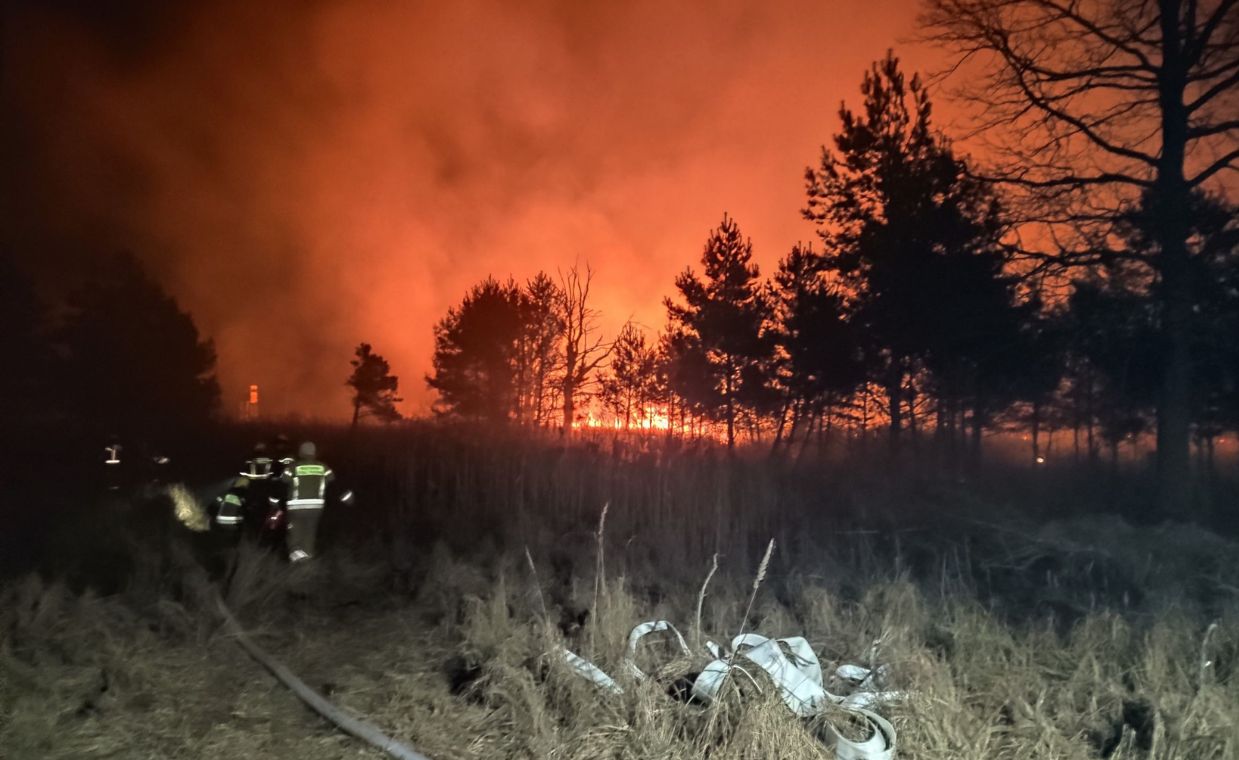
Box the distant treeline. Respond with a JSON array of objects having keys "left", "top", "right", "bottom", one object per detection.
[
  {"left": 425, "top": 52, "right": 1239, "bottom": 483},
  {"left": 1, "top": 251, "right": 219, "bottom": 444}
]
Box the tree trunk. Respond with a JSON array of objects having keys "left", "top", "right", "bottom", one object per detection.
[
  {"left": 822, "top": 403, "right": 834, "bottom": 457},
  {"left": 970, "top": 403, "right": 983, "bottom": 465},
  {"left": 1031, "top": 401, "right": 1041, "bottom": 463},
  {"left": 1086, "top": 376, "right": 1097, "bottom": 463},
  {"left": 724, "top": 366, "right": 736, "bottom": 450},
  {"left": 886, "top": 360, "right": 904, "bottom": 454},
  {"left": 770, "top": 398, "right": 792, "bottom": 456},
  {"left": 562, "top": 381, "right": 575, "bottom": 433},
  {"left": 785, "top": 400, "right": 806, "bottom": 455},
  {"left": 794, "top": 403, "right": 819, "bottom": 466},
  {"left": 1072, "top": 414, "right": 1080, "bottom": 462},
  {"left": 1154, "top": 0, "right": 1192, "bottom": 515}
]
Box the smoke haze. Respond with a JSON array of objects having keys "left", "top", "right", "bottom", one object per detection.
[{"left": 3, "top": 0, "right": 934, "bottom": 416}]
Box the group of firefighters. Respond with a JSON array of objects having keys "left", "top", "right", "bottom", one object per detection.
[
  {"left": 213, "top": 439, "right": 353, "bottom": 562},
  {"left": 102, "top": 435, "right": 351, "bottom": 563}
]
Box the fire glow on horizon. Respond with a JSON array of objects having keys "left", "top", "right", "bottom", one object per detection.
[
  {"left": 2, "top": 0, "right": 936, "bottom": 419},
  {"left": 581, "top": 405, "right": 673, "bottom": 433}
]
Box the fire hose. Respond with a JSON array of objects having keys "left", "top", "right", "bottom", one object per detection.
[{"left": 214, "top": 593, "right": 432, "bottom": 760}]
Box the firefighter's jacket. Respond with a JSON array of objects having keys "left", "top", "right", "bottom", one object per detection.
[
  {"left": 215, "top": 476, "right": 248, "bottom": 528},
  {"left": 279, "top": 458, "right": 335, "bottom": 511}
]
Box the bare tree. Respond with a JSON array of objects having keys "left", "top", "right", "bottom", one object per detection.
[
  {"left": 920, "top": 0, "right": 1239, "bottom": 512},
  {"left": 557, "top": 264, "right": 611, "bottom": 432}
]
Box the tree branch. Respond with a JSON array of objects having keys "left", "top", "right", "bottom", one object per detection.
[
  {"left": 1186, "top": 0, "right": 1239, "bottom": 65},
  {"left": 1187, "top": 63, "right": 1239, "bottom": 112},
  {"left": 1189, "top": 146, "right": 1239, "bottom": 186}
]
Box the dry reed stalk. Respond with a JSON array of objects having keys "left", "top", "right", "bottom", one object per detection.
[
  {"left": 716, "top": 539, "right": 775, "bottom": 695},
  {"left": 694, "top": 553, "right": 720, "bottom": 652},
  {"left": 1199, "top": 620, "right": 1219, "bottom": 691},
  {"left": 737, "top": 538, "right": 774, "bottom": 641},
  {"left": 590, "top": 501, "right": 609, "bottom": 655},
  {"left": 524, "top": 546, "right": 550, "bottom": 623}
]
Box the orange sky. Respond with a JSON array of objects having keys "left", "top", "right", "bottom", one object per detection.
[{"left": 4, "top": 0, "right": 942, "bottom": 417}]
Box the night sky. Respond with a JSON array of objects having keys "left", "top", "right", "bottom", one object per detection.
[{"left": 3, "top": 0, "right": 939, "bottom": 416}]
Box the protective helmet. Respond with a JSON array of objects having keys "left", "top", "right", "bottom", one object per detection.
[{"left": 298, "top": 441, "right": 317, "bottom": 459}]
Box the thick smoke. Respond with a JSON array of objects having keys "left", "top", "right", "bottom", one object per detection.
[{"left": 2, "top": 0, "right": 930, "bottom": 416}]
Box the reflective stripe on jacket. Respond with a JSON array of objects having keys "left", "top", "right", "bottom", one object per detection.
[
  {"left": 243, "top": 456, "right": 274, "bottom": 479},
  {"left": 279, "top": 460, "right": 335, "bottom": 506}
]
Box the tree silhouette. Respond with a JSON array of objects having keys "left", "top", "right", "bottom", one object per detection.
[
  {"left": 1119, "top": 190, "right": 1239, "bottom": 468},
  {"left": 768, "top": 244, "right": 865, "bottom": 455},
  {"left": 1001, "top": 304, "right": 1068, "bottom": 465},
  {"left": 557, "top": 265, "right": 610, "bottom": 432},
  {"left": 346, "top": 343, "right": 402, "bottom": 426},
  {"left": 0, "top": 257, "right": 50, "bottom": 430},
  {"left": 60, "top": 252, "right": 219, "bottom": 438},
  {"left": 805, "top": 52, "right": 1019, "bottom": 454},
  {"left": 1189, "top": 196, "right": 1239, "bottom": 467},
  {"left": 659, "top": 325, "right": 715, "bottom": 437},
  {"left": 921, "top": 0, "right": 1239, "bottom": 510},
  {"left": 921, "top": 236, "right": 1036, "bottom": 461},
  {"left": 1065, "top": 279, "right": 1161, "bottom": 467},
  {"left": 665, "top": 214, "right": 775, "bottom": 449},
  {"left": 516, "top": 272, "right": 563, "bottom": 426},
  {"left": 600, "top": 322, "right": 659, "bottom": 429},
  {"left": 427, "top": 277, "right": 524, "bottom": 422}
]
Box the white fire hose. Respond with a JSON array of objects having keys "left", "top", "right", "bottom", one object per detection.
[{"left": 560, "top": 620, "right": 900, "bottom": 760}]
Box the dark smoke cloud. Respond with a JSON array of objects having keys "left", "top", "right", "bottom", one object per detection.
[{"left": 3, "top": 0, "right": 931, "bottom": 416}]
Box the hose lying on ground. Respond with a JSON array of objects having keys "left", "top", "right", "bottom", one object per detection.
[{"left": 214, "top": 592, "right": 432, "bottom": 760}]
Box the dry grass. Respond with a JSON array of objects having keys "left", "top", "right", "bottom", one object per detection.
[
  {"left": 2, "top": 434, "right": 1237, "bottom": 759},
  {"left": 3, "top": 518, "right": 1237, "bottom": 759}
]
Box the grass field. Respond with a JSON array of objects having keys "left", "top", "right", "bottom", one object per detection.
[{"left": 2, "top": 426, "right": 1237, "bottom": 759}]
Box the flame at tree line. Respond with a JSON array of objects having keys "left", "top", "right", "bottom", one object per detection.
[{"left": 581, "top": 400, "right": 672, "bottom": 433}]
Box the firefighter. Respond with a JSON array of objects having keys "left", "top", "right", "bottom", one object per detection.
[
  {"left": 278, "top": 441, "right": 352, "bottom": 562},
  {"left": 239, "top": 443, "right": 276, "bottom": 539},
  {"left": 214, "top": 476, "right": 247, "bottom": 530},
  {"left": 271, "top": 433, "right": 295, "bottom": 477},
  {"left": 243, "top": 442, "right": 275, "bottom": 480},
  {"left": 102, "top": 435, "right": 125, "bottom": 493}
]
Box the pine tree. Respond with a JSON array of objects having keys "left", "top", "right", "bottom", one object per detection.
[
  {"left": 768, "top": 243, "right": 864, "bottom": 454},
  {"left": 804, "top": 51, "right": 1026, "bottom": 455},
  {"left": 426, "top": 277, "right": 525, "bottom": 422},
  {"left": 346, "top": 343, "right": 403, "bottom": 425},
  {"left": 600, "top": 323, "right": 658, "bottom": 429},
  {"left": 516, "top": 272, "right": 563, "bottom": 427},
  {"left": 665, "top": 214, "right": 774, "bottom": 449},
  {"left": 61, "top": 252, "right": 219, "bottom": 438}
]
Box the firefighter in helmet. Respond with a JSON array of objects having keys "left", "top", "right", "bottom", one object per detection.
[
  {"left": 243, "top": 442, "right": 275, "bottom": 480},
  {"left": 214, "top": 443, "right": 278, "bottom": 533},
  {"left": 278, "top": 441, "right": 351, "bottom": 562},
  {"left": 272, "top": 433, "right": 295, "bottom": 477},
  {"left": 214, "top": 477, "right": 247, "bottom": 530},
  {"left": 239, "top": 442, "right": 277, "bottom": 537},
  {"left": 102, "top": 435, "right": 125, "bottom": 493}
]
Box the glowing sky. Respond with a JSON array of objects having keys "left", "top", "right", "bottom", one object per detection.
[{"left": 4, "top": 0, "right": 941, "bottom": 416}]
